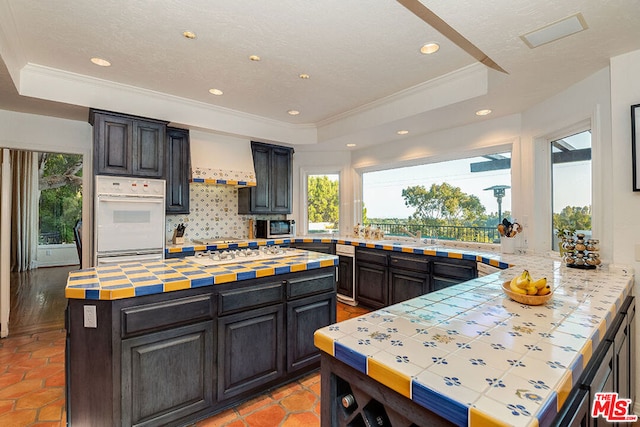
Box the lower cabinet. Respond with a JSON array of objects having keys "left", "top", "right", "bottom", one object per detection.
[
  {"left": 289, "top": 241, "right": 335, "bottom": 254},
  {"left": 217, "top": 304, "right": 285, "bottom": 402},
  {"left": 389, "top": 253, "right": 430, "bottom": 305},
  {"left": 66, "top": 266, "right": 336, "bottom": 427},
  {"left": 121, "top": 322, "right": 213, "bottom": 427},
  {"left": 287, "top": 292, "right": 336, "bottom": 373},
  {"left": 356, "top": 262, "right": 388, "bottom": 309}
]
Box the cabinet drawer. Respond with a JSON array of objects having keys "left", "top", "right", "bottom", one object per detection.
[
  {"left": 218, "top": 282, "right": 283, "bottom": 316},
  {"left": 356, "top": 248, "right": 388, "bottom": 266},
  {"left": 286, "top": 272, "right": 335, "bottom": 299},
  {"left": 432, "top": 259, "right": 476, "bottom": 280},
  {"left": 389, "top": 254, "right": 430, "bottom": 272},
  {"left": 121, "top": 294, "right": 213, "bottom": 337}
]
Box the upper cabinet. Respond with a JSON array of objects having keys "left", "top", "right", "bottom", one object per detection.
[
  {"left": 165, "top": 127, "right": 191, "bottom": 214},
  {"left": 90, "top": 109, "right": 167, "bottom": 178},
  {"left": 238, "top": 141, "right": 293, "bottom": 214}
]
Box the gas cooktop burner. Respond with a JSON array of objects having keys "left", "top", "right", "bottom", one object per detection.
[{"left": 188, "top": 246, "right": 300, "bottom": 266}]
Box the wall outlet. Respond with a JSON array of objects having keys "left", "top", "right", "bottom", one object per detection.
[
  {"left": 45, "top": 249, "right": 52, "bottom": 256},
  {"left": 83, "top": 305, "right": 97, "bottom": 328}
]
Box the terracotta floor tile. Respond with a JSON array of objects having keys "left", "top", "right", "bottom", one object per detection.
[
  {"left": 282, "top": 411, "right": 319, "bottom": 427},
  {"left": 280, "top": 390, "right": 317, "bottom": 412},
  {"left": 309, "top": 381, "right": 321, "bottom": 396},
  {"left": 0, "top": 336, "right": 36, "bottom": 350},
  {"left": 15, "top": 340, "right": 54, "bottom": 353},
  {"left": 0, "top": 379, "right": 44, "bottom": 399},
  {"left": 314, "top": 401, "right": 321, "bottom": 416},
  {"left": 244, "top": 404, "right": 286, "bottom": 427},
  {"left": 236, "top": 394, "right": 276, "bottom": 416},
  {"left": 0, "top": 372, "right": 25, "bottom": 388},
  {"left": 10, "top": 357, "right": 48, "bottom": 371},
  {"left": 270, "top": 381, "right": 303, "bottom": 400},
  {"left": 38, "top": 401, "right": 64, "bottom": 421},
  {"left": 15, "top": 388, "right": 63, "bottom": 410},
  {"left": 24, "top": 365, "right": 63, "bottom": 381},
  {"left": 299, "top": 373, "right": 320, "bottom": 387},
  {"left": 47, "top": 353, "right": 65, "bottom": 364},
  {"left": 30, "top": 346, "right": 64, "bottom": 359},
  {"left": 0, "top": 408, "right": 38, "bottom": 425},
  {"left": 30, "top": 422, "right": 61, "bottom": 427},
  {"left": 0, "top": 400, "right": 14, "bottom": 415},
  {"left": 0, "top": 351, "right": 31, "bottom": 367},
  {"left": 223, "top": 421, "right": 247, "bottom": 427},
  {"left": 44, "top": 371, "right": 65, "bottom": 387}
]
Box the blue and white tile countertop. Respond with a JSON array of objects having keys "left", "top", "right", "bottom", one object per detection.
[
  {"left": 314, "top": 251, "right": 634, "bottom": 427},
  {"left": 66, "top": 249, "right": 337, "bottom": 300}
]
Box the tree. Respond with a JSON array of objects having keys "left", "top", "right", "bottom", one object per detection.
[
  {"left": 553, "top": 205, "right": 591, "bottom": 233},
  {"left": 38, "top": 153, "right": 83, "bottom": 244},
  {"left": 307, "top": 175, "right": 339, "bottom": 229},
  {"left": 401, "top": 183, "right": 486, "bottom": 226}
]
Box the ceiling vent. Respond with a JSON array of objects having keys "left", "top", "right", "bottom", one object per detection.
[{"left": 521, "top": 13, "right": 588, "bottom": 49}]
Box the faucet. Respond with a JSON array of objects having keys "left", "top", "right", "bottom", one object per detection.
[{"left": 402, "top": 228, "right": 421, "bottom": 241}]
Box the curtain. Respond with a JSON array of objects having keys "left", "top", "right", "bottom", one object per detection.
[{"left": 10, "top": 150, "right": 39, "bottom": 272}]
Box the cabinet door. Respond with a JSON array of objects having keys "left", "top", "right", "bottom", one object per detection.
[
  {"left": 217, "top": 304, "right": 284, "bottom": 402},
  {"left": 165, "top": 128, "right": 190, "bottom": 214},
  {"left": 121, "top": 321, "right": 213, "bottom": 427},
  {"left": 389, "top": 269, "right": 428, "bottom": 304},
  {"left": 287, "top": 292, "right": 336, "bottom": 372},
  {"left": 290, "top": 242, "right": 334, "bottom": 254},
  {"left": 133, "top": 120, "right": 165, "bottom": 177},
  {"left": 271, "top": 146, "right": 292, "bottom": 213},
  {"left": 556, "top": 388, "right": 591, "bottom": 427},
  {"left": 94, "top": 113, "right": 134, "bottom": 175},
  {"left": 356, "top": 262, "right": 388, "bottom": 309},
  {"left": 249, "top": 143, "right": 271, "bottom": 212},
  {"left": 614, "top": 312, "right": 629, "bottom": 400},
  {"left": 337, "top": 256, "right": 354, "bottom": 298}
]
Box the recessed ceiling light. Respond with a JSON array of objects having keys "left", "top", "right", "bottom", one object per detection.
[
  {"left": 475, "top": 109, "right": 492, "bottom": 116},
  {"left": 346, "top": 143, "right": 357, "bottom": 147},
  {"left": 182, "top": 31, "right": 197, "bottom": 40},
  {"left": 420, "top": 43, "right": 440, "bottom": 54},
  {"left": 299, "top": 73, "right": 310, "bottom": 79},
  {"left": 249, "top": 55, "right": 261, "bottom": 62},
  {"left": 90, "top": 57, "right": 111, "bottom": 67},
  {"left": 397, "top": 130, "right": 409, "bottom": 135},
  {"left": 209, "top": 88, "right": 223, "bottom": 96},
  {"left": 287, "top": 110, "right": 300, "bottom": 116}
]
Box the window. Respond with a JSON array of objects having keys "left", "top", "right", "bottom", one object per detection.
[
  {"left": 551, "top": 130, "right": 591, "bottom": 250},
  {"left": 362, "top": 151, "right": 511, "bottom": 243},
  {"left": 307, "top": 174, "right": 339, "bottom": 235}
]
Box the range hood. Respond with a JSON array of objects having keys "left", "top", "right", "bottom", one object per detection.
[{"left": 189, "top": 132, "right": 257, "bottom": 187}]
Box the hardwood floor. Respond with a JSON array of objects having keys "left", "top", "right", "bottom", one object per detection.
[{"left": 8, "top": 265, "right": 77, "bottom": 336}]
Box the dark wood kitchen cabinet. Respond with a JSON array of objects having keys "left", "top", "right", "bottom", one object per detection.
[
  {"left": 67, "top": 266, "right": 336, "bottom": 427},
  {"left": 238, "top": 141, "right": 293, "bottom": 214},
  {"left": 90, "top": 109, "right": 167, "bottom": 178},
  {"left": 355, "top": 248, "right": 388, "bottom": 309},
  {"left": 389, "top": 253, "right": 430, "bottom": 305},
  {"left": 431, "top": 257, "right": 477, "bottom": 292},
  {"left": 165, "top": 127, "right": 190, "bottom": 214}
]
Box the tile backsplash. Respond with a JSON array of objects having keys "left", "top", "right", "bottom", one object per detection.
[{"left": 165, "top": 183, "right": 282, "bottom": 243}]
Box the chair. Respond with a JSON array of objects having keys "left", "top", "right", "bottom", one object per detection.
[{"left": 74, "top": 220, "right": 82, "bottom": 266}]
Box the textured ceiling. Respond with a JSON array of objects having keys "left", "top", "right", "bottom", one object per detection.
[{"left": 1, "top": 0, "right": 640, "bottom": 148}]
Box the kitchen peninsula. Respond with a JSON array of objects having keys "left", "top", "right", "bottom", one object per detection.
[{"left": 65, "top": 248, "right": 338, "bottom": 427}]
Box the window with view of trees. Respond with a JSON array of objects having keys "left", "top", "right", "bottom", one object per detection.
[
  {"left": 307, "top": 174, "right": 339, "bottom": 234},
  {"left": 38, "top": 153, "right": 83, "bottom": 244},
  {"left": 551, "top": 130, "right": 591, "bottom": 250},
  {"left": 362, "top": 151, "right": 511, "bottom": 243}
]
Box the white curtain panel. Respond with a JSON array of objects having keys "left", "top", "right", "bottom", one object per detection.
[{"left": 10, "top": 150, "right": 39, "bottom": 272}]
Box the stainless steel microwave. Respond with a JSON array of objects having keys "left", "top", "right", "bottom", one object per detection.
[{"left": 255, "top": 220, "right": 296, "bottom": 238}]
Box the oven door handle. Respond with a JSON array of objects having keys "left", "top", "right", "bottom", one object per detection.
[{"left": 97, "top": 196, "right": 164, "bottom": 203}]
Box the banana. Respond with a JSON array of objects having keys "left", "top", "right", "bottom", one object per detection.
[
  {"left": 515, "top": 270, "right": 531, "bottom": 289},
  {"left": 510, "top": 277, "right": 527, "bottom": 294},
  {"left": 531, "top": 277, "right": 547, "bottom": 290},
  {"left": 537, "top": 285, "right": 551, "bottom": 296},
  {"left": 525, "top": 285, "right": 538, "bottom": 295}
]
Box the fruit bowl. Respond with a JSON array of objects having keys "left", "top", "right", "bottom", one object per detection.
[{"left": 502, "top": 281, "right": 553, "bottom": 305}]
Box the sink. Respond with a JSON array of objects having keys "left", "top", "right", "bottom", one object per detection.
[{"left": 376, "top": 239, "right": 425, "bottom": 247}]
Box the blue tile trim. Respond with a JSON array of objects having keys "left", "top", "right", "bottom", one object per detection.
[
  {"left": 435, "top": 251, "right": 449, "bottom": 257},
  {"left": 604, "top": 311, "right": 613, "bottom": 329},
  {"left": 334, "top": 342, "right": 367, "bottom": 373},
  {"left": 136, "top": 284, "right": 164, "bottom": 296},
  {"left": 307, "top": 261, "right": 320, "bottom": 269},
  {"left": 462, "top": 254, "right": 476, "bottom": 261},
  {"left": 236, "top": 270, "right": 257, "bottom": 280},
  {"left": 590, "top": 328, "right": 600, "bottom": 352},
  {"left": 411, "top": 381, "right": 468, "bottom": 427},
  {"left": 85, "top": 290, "right": 100, "bottom": 300},
  {"left": 537, "top": 391, "right": 558, "bottom": 427},
  {"left": 192, "top": 178, "right": 204, "bottom": 182},
  {"left": 570, "top": 353, "right": 584, "bottom": 387},
  {"left": 191, "top": 277, "right": 214, "bottom": 288},
  {"left": 275, "top": 266, "right": 291, "bottom": 274}
]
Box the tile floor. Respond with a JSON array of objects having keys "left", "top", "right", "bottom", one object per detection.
[{"left": 0, "top": 302, "right": 370, "bottom": 427}]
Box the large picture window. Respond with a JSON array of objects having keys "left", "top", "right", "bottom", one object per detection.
[
  {"left": 307, "top": 173, "right": 339, "bottom": 235},
  {"left": 362, "top": 151, "right": 511, "bottom": 243},
  {"left": 551, "top": 130, "right": 592, "bottom": 250}
]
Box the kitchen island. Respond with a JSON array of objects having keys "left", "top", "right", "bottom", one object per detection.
[
  {"left": 65, "top": 249, "right": 338, "bottom": 427},
  {"left": 314, "top": 252, "right": 635, "bottom": 427}
]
